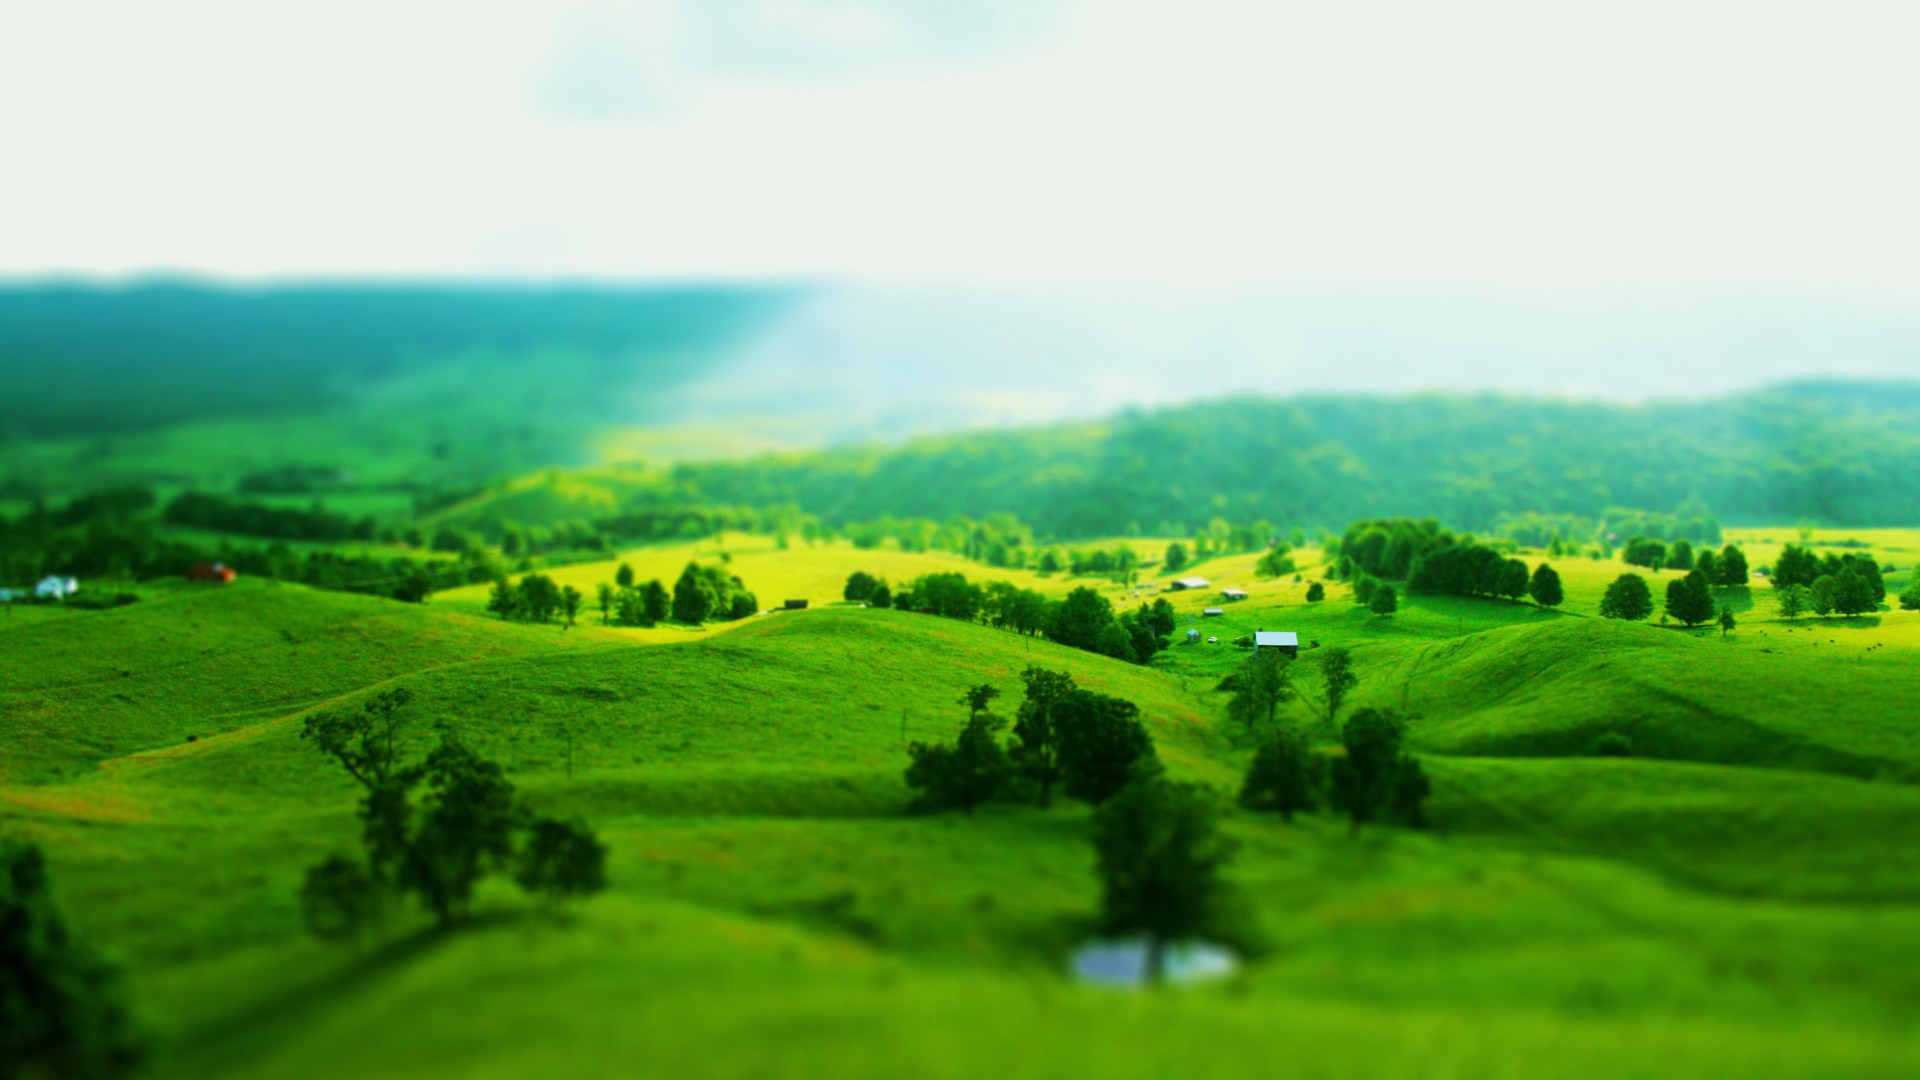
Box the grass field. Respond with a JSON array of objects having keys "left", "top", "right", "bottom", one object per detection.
[{"left": 6, "top": 533, "right": 1920, "bottom": 1078}]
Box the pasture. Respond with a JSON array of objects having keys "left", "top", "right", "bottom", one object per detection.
[{"left": 5, "top": 534, "right": 1920, "bottom": 1078}]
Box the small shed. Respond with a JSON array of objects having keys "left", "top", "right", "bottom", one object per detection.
[
  {"left": 783, "top": 599, "right": 809, "bottom": 611},
  {"left": 1186, "top": 628, "right": 1201, "bottom": 644},
  {"left": 1253, "top": 630, "right": 1299, "bottom": 658},
  {"left": 189, "top": 562, "right": 236, "bottom": 584},
  {"left": 35, "top": 576, "right": 77, "bottom": 600},
  {"left": 1202, "top": 607, "right": 1225, "bottom": 617},
  {"left": 1170, "top": 577, "right": 1211, "bottom": 591},
  {"left": 1220, "top": 588, "right": 1248, "bottom": 601}
]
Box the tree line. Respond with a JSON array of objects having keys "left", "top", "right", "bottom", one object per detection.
[{"left": 850, "top": 570, "right": 1179, "bottom": 667}]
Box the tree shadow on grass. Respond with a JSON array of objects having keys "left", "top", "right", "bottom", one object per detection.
[{"left": 163, "top": 909, "right": 535, "bottom": 1076}]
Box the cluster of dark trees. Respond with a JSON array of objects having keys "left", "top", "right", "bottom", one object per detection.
[
  {"left": 1, "top": 507, "right": 479, "bottom": 605},
  {"left": 905, "top": 669, "right": 1160, "bottom": 812},
  {"left": 874, "top": 570, "right": 1177, "bottom": 666},
  {"left": 163, "top": 491, "right": 378, "bottom": 543},
  {"left": 671, "top": 562, "right": 759, "bottom": 623},
  {"left": 1770, "top": 544, "right": 1888, "bottom": 619},
  {"left": 1334, "top": 516, "right": 1564, "bottom": 611},
  {"left": 485, "top": 573, "right": 585, "bottom": 626},
  {"left": 2, "top": 839, "right": 144, "bottom": 1078},
  {"left": 595, "top": 563, "right": 673, "bottom": 627},
  {"left": 1620, "top": 537, "right": 1751, "bottom": 583},
  {"left": 298, "top": 690, "right": 607, "bottom": 938}
]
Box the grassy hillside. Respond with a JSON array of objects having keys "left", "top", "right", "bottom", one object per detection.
[{"left": 6, "top": 538, "right": 1920, "bottom": 1078}]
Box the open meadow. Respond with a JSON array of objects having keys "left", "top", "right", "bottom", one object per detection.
[{"left": 7, "top": 529, "right": 1920, "bottom": 1078}]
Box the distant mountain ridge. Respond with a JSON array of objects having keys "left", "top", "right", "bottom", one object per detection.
[{"left": 664, "top": 381, "right": 1920, "bottom": 534}]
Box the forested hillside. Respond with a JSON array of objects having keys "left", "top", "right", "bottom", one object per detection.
[{"left": 671, "top": 382, "right": 1920, "bottom": 534}]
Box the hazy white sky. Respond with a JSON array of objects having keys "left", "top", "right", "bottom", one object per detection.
[{"left": 6, "top": 0, "right": 1920, "bottom": 294}]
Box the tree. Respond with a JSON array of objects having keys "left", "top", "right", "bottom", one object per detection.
[
  {"left": 1496, "top": 558, "right": 1530, "bottom": 601},
  {"left": 1664, "top": 568, "right": 1715, "bottom": 627},
  {"left": 514, "top": 817, "right": 609, "bottom": 908},
  {"left": 595, "top": 583, "right": 614, "bottom": 626},
  {"left": 1621, "top": 537, "right": 1667, "bottom": 570},
  {"left": 1091, "top": 776, "right": 1237, "bottom": 984},
  {"left": 485, "top": 576, "right": 521, "bottom": 621},
  {"left": 300, "top": 692, "right": 595, "bottom": 931},
  {"left": 869, "top": 582, "right": 893, "bottom": 609},
  {"left": 392, "top": 565, "right": 435, "bottom": 604},
  {"left": 672, "top": 562, "right": 712, "bottom": 624},
  {"left": 518, "top": 573, "right": 561, "bottom": 623},
  {"left": 1694, "top": 548, "right": 1718, "bottom": 584},
  {"left": 844, "top": 571, "right": 880, "bottom": 602},
  {"left": 615, "top": 562, "right": 635, "bottom": 589},
  {"left": 1328, "top": 708, "right": 1422, "bottom": 835},
  {"left": 1665, "top": 539, "right": 1695, "bottom": 571},
  {"left": 1598, "top": 573, "right": 1654, "bottom": 621},
  {"left": 560, "top": 585, "right": 582, "bottom": 629},
  {"left": 1777, "top": 584, "right": 1807, "bottom": 620},
  {"left": 1900, "top": 583, "right": 1920, "bottom": 611},
  {"left": 1390, "top": 756, "right": 1432, "bottom": 828},
  {"left": 1305, "top": 581, "right": 1326, "bottom": 602},
  {"left": 1810, "top": 574, "right": 1837, "bottom": 618},
  {"left": 300, "top": 854, "right": 382, "bottom": 941},
  {"left": 1255, "top": 545, "right": 1296, "bottom": 578},
  {"left": 1718, "top": 544, "right": 1750, "bottom": 585},
  {"left": 1834, "top": 567, "right": 1877, "bottom": 617},
  {"left": 1369, "top": 584, "right": 1398, "bottom": 617},
  {"left": 1773, "top": 544, "right": 1819, "bottom": 588},
  {"left": 1047, "top": 586, "right": 1116, "bottom": 651},
  {"left": 641, "top": 579, "right": 670, "bottom": 624},
  {"left": 1527, "top": 563, "right": 1564, "bottom": 608},
  {"left": 1228, "top": 648, "right": 1294, "bottom": 732},
  {"left": 1718, "top": 603, "right": 1736, "bottom": 638},
  {"left": 1010, "top": 666, "right": 1077, "bottom": 807},
  {"left": 1055, "top": 690, "right": 1157, "bottom": 804},
  {"left": 1, "top": 839, "right": 144, "bottom": 1079},
  {"left": 906, "top": 711, "right": 1012, "bottom": 814},
  {"left": 1164, "top": 542, "right": 1189, "bottom": 574},
  {"left": 1238, "top": 726, "right": 1320, "bottom": 822},
  {"left": 1318, "top": 647, "right": 1358, "bottom": 726}
]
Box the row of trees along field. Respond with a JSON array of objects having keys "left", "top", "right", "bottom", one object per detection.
[
  {"left": 487, "top": 561, "right": 759, "bottom": 628},
  {"left": 848, "top": 570, "right": 1179, "bottom": 666}
]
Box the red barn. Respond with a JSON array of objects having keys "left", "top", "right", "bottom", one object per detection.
[{"left": 188, "top": 562, "right": 236, "bottom": 584}]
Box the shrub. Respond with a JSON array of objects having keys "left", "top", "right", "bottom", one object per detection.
[{"left": 1592, "top": 731, "right": 1633, "bottom": 757}]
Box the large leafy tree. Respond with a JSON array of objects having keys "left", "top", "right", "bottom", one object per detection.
[
  {"left": 301, "top": 691, "right": 606, "bottom": 932},
  {"left": 1664, "top": 568, "right": 1715, "bottom": 627},
  {"left": 1047, "top": 587, "right": 1116, "bottom": 651},
  {"left": 671, "top": 562, "right": 713, "bottom": 624},
  {"left": 1329, "top": 708, "right": 1427, "bottom": 835},
  {"left": 1, "top": 840, "right": 143, "bottom": 1080},
  {"left": 906, "top": 684, "right": 1013, "bottom": 814},
  {"left": 1317, "top": 647, "right": 1358, "bottom": 727},
  {"left": 1228, "top": 648, "right": 1294, "bottom": 733},
  {"left": 1528, "top": 562, "right": 1564, "bottom": 608},
  {"left": 1054, "top": 690, "right": 1158, "bottom": 804},
  {"left": 1599, "top": 573, "right": 1654, "bottom": 621},
  {"left": 1239, "top": 725, "right": 1320, "bottom": 822},
  {"left": 1091, "top": 776, "right": 1237, "bottom": 984},
  {"left": 1010, "top": 666, "right": 1078, "bottom": 807}
]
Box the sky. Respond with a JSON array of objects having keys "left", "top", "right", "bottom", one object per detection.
[{"left": 7, "top": 0, "right": 1920, "bottom": 297}]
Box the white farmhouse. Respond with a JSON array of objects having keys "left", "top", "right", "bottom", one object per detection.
[
  {"left": 1169, "top": 577, "right": 1211, "bottom": 591},
  {"left": 35, "top": 576, "right": 78, "bottom": 600}
]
